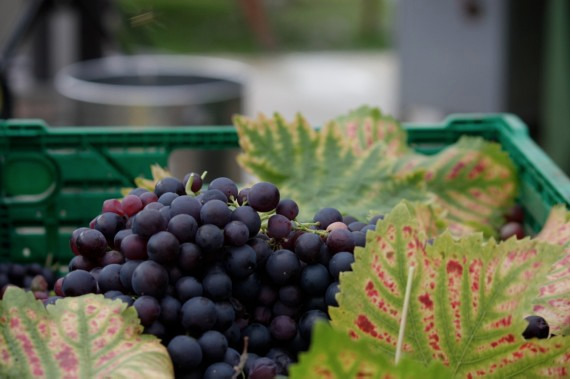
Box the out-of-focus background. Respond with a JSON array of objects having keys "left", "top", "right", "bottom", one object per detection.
[{"left": 0, "top": 0, "right": 569, "bottom": 173}]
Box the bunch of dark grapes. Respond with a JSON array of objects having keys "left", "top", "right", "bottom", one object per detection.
[
  {"left": 56, "top": 173, "right": 378, "bottom": 378},
  {"left": 0, "top": 262, "right": 56, "bottom": 300}
]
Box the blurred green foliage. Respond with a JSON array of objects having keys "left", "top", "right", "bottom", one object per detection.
[{"left": 116, "top": 0, "right": 389, "bottom": 53}]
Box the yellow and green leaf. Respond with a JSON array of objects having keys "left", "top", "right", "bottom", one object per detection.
[
  {"left": 0, "top": 288, "right": 173, "bottom": 378},
  {"left": 330, "top": 202, "right": 568, "bottom": 377}
]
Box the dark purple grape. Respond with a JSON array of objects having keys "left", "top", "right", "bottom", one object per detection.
[
  {"left": 237, "top": 187, "right": 250, "bottom": 205},
  {"left": 203, "top": 272, "right": 232, "bottom": 301},
  {"left": 94, "top": 212, "right": 126, "bottom": 246},
  {"left": 299, "top": 310, "right": 329, "bottom": 341},
  {"left": 224, "top": 323, "right": 242, "bottom": 351},
  {"left": 89, "top": 268, "right": 102, "bottom": 285},
  {"left": 147, "top": 231, "right": 180, "bottom": 264},
  {"left": 144, "top": 202, "right": 164, "bottom": 211},
  {"left": 167, "top": 264, "right": 183, "bottom": 286},
  {"left": 214, "top": 301, "right": 235, "bottom": 331},
  {"left": 294, "top": 233, "right": 323, "bottom": 263},
  {"left": 313, "top": 208, "right": 342, "bottom": 229},
  {"left": 160, "top": 295, "right": 181, "bottom": 325},
  {"left": 119, "top": 260, "right": 142, "bottom": 293},
  {"left": 267, "top": 214, "right": 292, "bottom": 240},
  {"left": 278, "top": 285, "right": 303, "bottom": 307},
  {"left": 131, "top": 260, "right": 169, "bottom": 298},
  {"left": 183, "top": 172, "right": 203, "bottom": 193},
  {"left": 232, "top": 273, "right": 262, "bottom": 306},
  {"left": 224, "top": 347, "right": 241, "bottom": 367},
  {"left": 133, "top": 296, "right": 161, "bottom": 326},
  {"left": 132, "top": 209, "right": 166, "bottom": 238},
  {"left": 266, "top": 348, "right": 293, "bottom": 376},
  {"left": 120, "top": 233, "right": 148, "bottom": 260},
  {"left": 248, "top": 237, "right": 273, "bottom": 266},
  {"left": 369, "top": 214, "right": 384, "bottom": 225},
  {"left": 253, "top": 306, "right": 272, "bottom": 325},
  {"left": 175, "top": 276, "right": 203, "bottom": 302},
  {"left": 326, "top": 229, "right": 355, "bottom": 253},
  {"left": 522, "top": 315, "right": 550, "bottom": 339},
  {"left": 352, "top": 231, "right": 366, "bottom": 247},
  {"left": 114, "top": 295, "right": 135, "bottom": 306},
  {"left": 97, "top": 264, "right": 125, "bottom": 293},
  {"left": 225, "top": 245, "right": 257, "bottom": 279},
  {"left": 276, "top": 199, "right": 299, "bottom": 220},
  {"left": 266, "top": 249, "right": 301, "bottom": 286},
  {"left": 113, "top": 229, "right": 132, "bottom": 250},
  {"left": 329, "top": 251, "right": 355, "bottom": 279},
  {"left": 144, "top": 321, "right": 166, "bottom": 341},
  {"left": 199, "top": 330, "right": 229, "bottom": 363},
  {"left": 178, "top": 242, "right": 203, "bottom": 273},
  {"left": 200, "top": 199, "right": 232, "bottom": 228},
  {"left": 167, "top": 214, "right": 198, "bottom": 243},
  {"left": 129, "top": 188, "right": 147, "bottom": 196},
  {"left": 158, "top": 192, "right": 178, "bottom": 206},
  {"left": 304, "top": 296, "right": 327, "bottom": 312},
  {"left": 244, "top": 353, "right": 260, "bottom": 376},
  {"left": 159, "top": 206, "right": 171, "bottom": 225},
  {"left": 195, "top": 224, "right": 224, "bottom": 253},
  {"left": 361, "top": 224, "right": 375, "bottom": 233},
  {"left": 287, "top": 332, "right": 309, "bottom": 356},
  {"left": 139, "top": 191, "right": 158, "bottom": 206},
  {"left": 342, "top": 215, "right": 358, "bottom": 225},
  {"left": 68, "top": 255, "right": 98, "bottom": 272},
  {"left": 249, "top": 357, "right": 277, "bottom": 379},
  {"left": 242, "top": 323, "right": 271, "bottom": 355},
  {"left": 231, "top": 206, "right": 262, "bottom": 237},
  {"left": 76, "top": 229, "right": 108, "bottom": 260},
  {"left": 208, "top": 177, "right": 239, "bottom": 202},
  {"left": 281, "top": 230, "right": 304, "bottom": 251},
  {"left": 199, "top": 189, "right": 228, "bottom": 205},
  {"left": 269, "top": 315, "right": 297, "bottom": 341},
  {"left": 155, "top": 177, "right": 185, "bottom": 197},
  {"left": 168, "top": 335, "right": 203, "bottom": 370},
  {"left": 62, "top": 270, "right": 98, "bottom": 297},
  {"left": 70, "top": 227, "right": 90, "bottom": 256},
  {"left": 272, "top": 301, "right": 300, "bottom": 319},
  {"left": 258, "top": 284, "right": 278, "bottom": 306},
  {"left": 247, "top": 182, "right": 280, "bottom": 212},
  {"left": 325, "top": 281, "right": 340, "bottom": 307},
  {"left": 300, "top": 264, "right": 330, "bottom": 296},
  {"left": 170, "top": 195, "right": 202, "bottom": 221},
  {"left": 181, "top": 296, "right": 217, "bottom": 333},
  {"left": 204, "top": 362, "right": 234, "bottom": 379},
  {"left": 224, "top": 221, "right": 250, "bottom": 246},
  {"left": 99, "top": 250, "right": 125, "bottom": 266},
  {"left": 348, "top": 221, "right": 367, "bottom": 232}
]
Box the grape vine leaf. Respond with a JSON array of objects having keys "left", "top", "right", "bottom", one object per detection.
[
  {"left": 234, "top": 112, "right": 430, "bottom": 221},
  {"left": 329, "top": 202, "right": 569, "bottom": 377},
  {"left": 289, "top": 321, "right": 452, "bottom": 378},
  {"left": 533, "top": 205, "right": 570, "bottom": 336},
  {"left": 333, "top": 105, "right": 411, "bottom": 158},
  {"left": 0, "top": 287, "right": 173, "bottom": 378}
]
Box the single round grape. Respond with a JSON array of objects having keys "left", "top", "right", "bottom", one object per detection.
[
  {"left": 325, "top": 281, "right": 340, "bottom": 307},
  {"left": 170, "top": 195, "right": 202, "bottom": 221},
  {"left": 119, "top": 260, "right": 142, "bottom": 294},
  {"left": 143, "top": 320, "right": 166, "bottom": 341},
  {"left": 54, "top": 277, "right": 64, "bottom": 297},
  {"left": 242, "top": 323, "right": 271, "bottom": 355},
  {"left": 352, "top": 231, "right": 366, "bottom": 247},
  {"left": 313, "top": 208, "right": 342, "bottom": 229},
  {"left": 276, "top": 199, "right": 299, "bottom": 220},
  {"left": 139, "top": 191, "right": 158, "bottom": 206},
  {"left": 237, "top": 187, "right": 250, "bottom": 205},
  {"left": 300, "top": 264, "right": 330, "bottom": 296},
  {"left": 209, "top": 177, "right": 239, "bottom": 201},
  {"left": 200, "top": 199, "right": 232, "bottom": 228},
  {"left": 160, "top": 295, "right": 181, "bottom": 325},
  {"left": 195, "top": 224, "right": 224, "bottom": 253},
  {"left": 361, "top": 224, "right": 375, "bottom": 233},
  {"left": 265, "top": 249, "right": 301, "bottom": 286},
  {"left": 113, "top": 229, "right": 132, "bottom": 250},
  {"left": 183, "top": 172, "right": 203, "bottom": 193},
  {"left": 258, "top": 284, "right": 278, "bottom": 306},
  {"left": 522, "top": 315, "right": 550, "bottom": 339},
  {"left": 62, "top": 270, "right": 98, "bottom": 297},
  {"left": 500, "top": 221, "right": 525, "bottom": 240},
  {"left": 253, "top": 305, "right": 273, "bottom": 325},
  {"left": 131, "top": 260, "right": 169, "bottom": 298},
  {"left": 224, "top": 221, "right": 250, "bottom": 246},
  {"left": 326, "top": 228, "right": 355, "bottom": 253},
  {"left": 247, "top": 182, "right": 280, "bottom": 212},
  {"left": 159, "top": 206, "right": 172, "bottom": 226},
  {"left": 154, "top": 177, "right": 185, "bottom": 197},
  {"left": 99, "top": 250, "right": 125, "bottom": 266},
  {"left": 267, "top": 214, "right": 292, "bottom": 240},
  {"left": 299, "top": 310, "right": 329, "bottom": 341},
  {"left": 68, "top": 255, "right": 98, "bottom": 272},
  {"left": 132, "top": 209, "right": 166, "bottom": 238},
  {"left": 144, "top": 202, "right": 164, "bottom": 211},
  {"left": 175, "top": 276, "right": 203, "bottom": 303},
  {"left": 167, "top": 335, "right": 203, "bottom": 371},
  {"left": 180, "top": 296, "right": 217, "bottom": 333},
  {"left": 204, "top": 362, "right": 234, "bottom": 379},
  {"left": 249, "top": 357, "right": 277, "bottom": 379},
  {"left": 348, "top": 221, "right": 366, "bottom": 232},
  {"left": 329, "top": 251, "right": 355, "bottom": 279},
  {"left": 120, "top": 233, "right": 148, "bottom": 260},
  {"left": 278, "top": 285, "right": 303, "bottom": 307},
  {"left": 369, "top": 214, "right": 384, "bottom": 225},
  {"left": 199, "top": 189, "right": 228, "bottom": 205},
  {"left": 225, "top": 245, "right": 257, "bottom": 279},
  {"left": 147, "top": 231, "right": 180, "bottom": 264},
  {"left": 158, "top": 192, "right": 178, "bottom": 206},
  {"left": 270, "top": 315, "right": 297, "bottom": 341},
  {"left": 294, "top": 232, "right": 323, "bottom": 263},
  {"left": 178, "top": 242, "right": 203, "bottom": 273},
  {"left": 97, "top": 264, "right": 125, "bottom": 293},
  {"left": 70, "top": 227, "right": 90, "bottom": 256},
  {"left": 113, "top": 294, "right": 134, "bottom": 306},
  {"left": 244, "top": 353, "right": 261, "bottom": 376},
  {"left": 133, "top": 295, "right": 161, "bottom": 326},
  {"left": 198, "top": 330, "right": 228, "bottom": 362},
  {"left": 248, "top": 237, "right": 273, "bottom": 266},
  {"left": 121, "top": 194, "right": 143, "bottom": 217},
  {"left": 167, "top": 214, "right": 198, "bottom": 243},
  {"left": 326, "top": 221, "right": 348, "bottom": 232},
  {"left": 224, "top": 347, "right": 241, "bottom": 367},
  {"left": 76, "top": 229, "right": 108, "bottom": 260},
  {"left": 224, "top": 323, "right": 242, "bottom": 351},
  {"left": 203, "top": 272, "right": 232, "bottom": 301},
  {"left": 266, "top": 348, "right": 294, "bottom": 376},
  {"left": 281, "top": 230, "right": 304, "bottom": 251},
  {"left": 94, "top": 212, "right": 126, "bottom": 246},
  {"left": 214, "top": 301, "right": 236, "bottom": 331},
  {"left": 232, "top": 206, "right": 261, "bottom": 237}
]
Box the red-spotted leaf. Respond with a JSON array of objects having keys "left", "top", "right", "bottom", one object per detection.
[
  {"left": 330, "top": 202, "right": 568, "bottom": 377},
  {"left": 289, "top": 321, "right": 452, "bottom": 379},
  {"left": 533, "top": 205, "right": 570, "bottom": 336},
  {"left": 0, "top": 287, "right": 173, "bottom": 378},
  {"left": 234, "top": 112, "right": 430, "bottom": 221},
  {"left": 395, "top": 137, "right": 518, "bottom": 236},
  {"left": 333, "top": 105, "right": 411, "bottom": 158}
]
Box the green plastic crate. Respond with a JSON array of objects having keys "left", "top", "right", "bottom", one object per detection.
[{"left": 0, "top": 114, "right": 569, "bottom": 263}]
